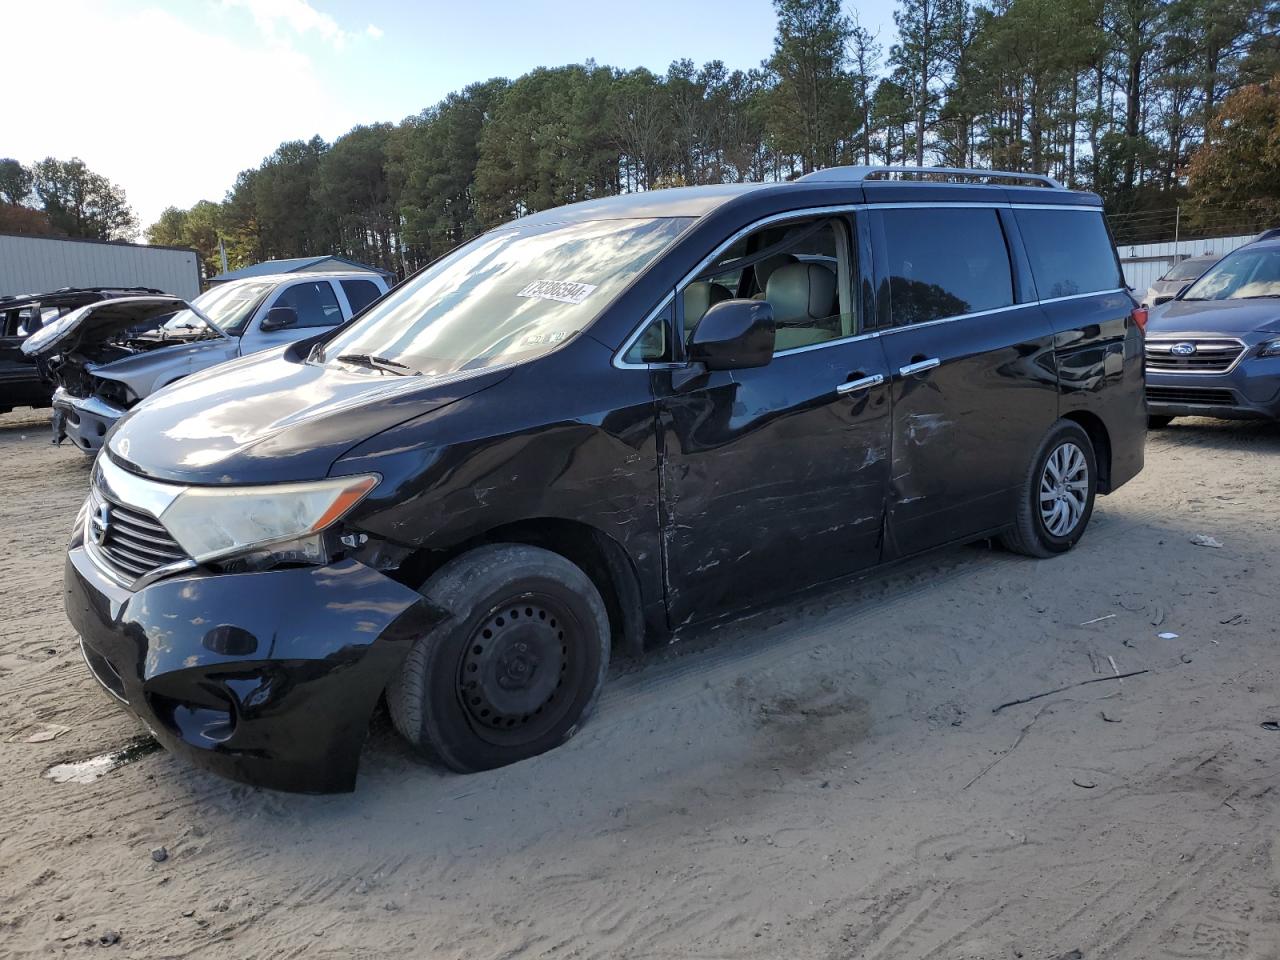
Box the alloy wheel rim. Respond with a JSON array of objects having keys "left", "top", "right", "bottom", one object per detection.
[{"left": 1039, "top": 441, "right": 1088, "bottom": 537}]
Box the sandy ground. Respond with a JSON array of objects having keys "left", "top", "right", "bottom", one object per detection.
[{"left": 0, "top": 405, "right": 1278, "bottom": 960}]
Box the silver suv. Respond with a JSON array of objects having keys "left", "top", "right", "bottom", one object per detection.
[{"left": 23, "top": 271, "right": 388, "bottom": 453}]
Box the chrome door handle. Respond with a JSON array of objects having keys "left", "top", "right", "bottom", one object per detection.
[
  {"left": 899, "top": 358, "right": 941, "bottom": 377},
  {"left": 836, "top": 373, "right": 885, "bottom": 395}
]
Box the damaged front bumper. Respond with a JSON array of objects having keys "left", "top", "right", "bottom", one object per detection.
[
  {"left": 52, "top": 387, "right": 125, "bottom": 454},
  {"left": 64, "top": 543, "right": 440, "bottom": 793}
]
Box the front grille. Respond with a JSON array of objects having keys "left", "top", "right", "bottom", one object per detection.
[
  {"left": 1145, "top": 338, "right": 1244, "bottom": 373},
  {"left": 87, "top": 487, "right": 191, "bottom": 582},
  {"left": 1146, "top": 386, "right": 1237, "bottom": 407}
]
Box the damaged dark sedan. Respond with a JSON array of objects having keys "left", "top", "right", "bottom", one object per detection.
[{"left": 63, "top": 167, "right": 1146, "bottom": 792}]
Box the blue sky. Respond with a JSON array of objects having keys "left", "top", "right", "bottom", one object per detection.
[{"left": 7, "top": 0, "right": 896, "bottom": 231}]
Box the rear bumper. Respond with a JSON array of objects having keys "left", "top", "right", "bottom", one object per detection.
[
  {"left": 52, "top": 388, "right": 124, "bottom": 454},
  {"left": 64, "top": 545, "right": 441, "bottom": 793},
  {"left": 1145, "top": 358, "right": 1280, "bottom": 421}
]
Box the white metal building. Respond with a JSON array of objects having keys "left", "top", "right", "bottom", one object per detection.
[
  {"left": 0, "top": 233, "right": 200, "bottom": 299},
  {"left": 1117, "top": 233, "right": 1258, "bottom": 292}
]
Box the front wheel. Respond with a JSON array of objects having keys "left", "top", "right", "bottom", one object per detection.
[
  {"left": 387, "top": 544, "right": 610, "bottom": 773},
  {"left": 1000, "top": 420, "right": 1098, "bottom": 558}
]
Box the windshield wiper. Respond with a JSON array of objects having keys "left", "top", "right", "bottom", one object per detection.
[{"left": 335, "top": 353, "right": 419, "bottom": 376}]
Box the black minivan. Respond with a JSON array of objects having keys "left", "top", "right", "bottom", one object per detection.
[{"left": 64, "top": 167, "right": 1146, "bottom": 792}]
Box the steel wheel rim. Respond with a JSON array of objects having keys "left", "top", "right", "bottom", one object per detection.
[
  {"left": 456, "top": 592, "right": 581, "bottom": 746},
  {"left": 1039, "top": 441, "right": 1088, "bottom": 537}
]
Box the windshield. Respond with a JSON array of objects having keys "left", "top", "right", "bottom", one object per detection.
[
  {"left": 320, "top": 217, "right": 692, "bottom": 376},
  {"left": 1162, "top": 258, "right": 1212, "bottom": 282},
  {"left": 163, "top": 280, "right": 276, "bottom": 336},
  {"left": 1183, "top": 247, "right": 1280, "bottom": 300}
]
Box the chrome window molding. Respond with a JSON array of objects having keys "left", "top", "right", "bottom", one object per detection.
[{"left": 611, "top": 202, "right": 1121, "bottom": 369}]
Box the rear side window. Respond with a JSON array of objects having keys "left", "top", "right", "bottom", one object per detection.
[
  {"left": 877, "top": 208, "right": 1013, "bottom": 325},
  {"left": 1015, "top": 209, "right": 1122, "bottom": 299},
  {"left": 275, "top": 281, "right": 344, "bottom": 328},
  {"left": 340, "top": 278, "right": 382, "bottom": 314}
]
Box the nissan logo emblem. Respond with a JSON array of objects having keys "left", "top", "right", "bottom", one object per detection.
[
  {"left": 1171, "top": 342, "right": 1197, "bottom": 356},
  {"left": 89, "top": 503, "right": 111, "bottom": 544}
]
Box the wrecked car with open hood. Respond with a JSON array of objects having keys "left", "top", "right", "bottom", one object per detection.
[
  {"left": 24, "top": 272, "right": 388, "bottom": 453},
  {"left": 61, "top": 167, "right": 1145, "bottom": 792},
  {"left": 2, "top": 287, "right": 164, "bottom": 416}
]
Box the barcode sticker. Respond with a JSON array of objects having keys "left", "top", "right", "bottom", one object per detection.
[{"left": 516, "top": 279, "right": 597, "bottom": 305}]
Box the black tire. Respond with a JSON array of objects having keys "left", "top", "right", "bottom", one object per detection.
[
  {"left": 1000, "top": 420, "right": 1098, "bottom": 558},
  {"left": 1148, "top": 415, "right": 1175, "bottom": 429},
  {"left": 387, "top": 544, "right": 610, "bottom": 773}
]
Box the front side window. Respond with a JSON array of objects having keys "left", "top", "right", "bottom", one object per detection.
[
  {"left": 1182, "top": 247, "right": 1280, "bottom": 300},
  {"left": 322, "top": 217, "right": 691, "bottom": 377},
  {"left": 1015, "top": 208, "right": 1122, "bottom": 299},
  {"left": 683, "top": 216, "right": 854, "bottom": 353},
  {"left": 274, "top": 280, "right": 344, "bottom": 328},
  {"left": 878, "top": 207, "right": 1014, "bottom": 325}
]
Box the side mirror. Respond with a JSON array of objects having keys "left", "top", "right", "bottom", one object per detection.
[
  {"left": 260, "top": 306, "right": 298, "bottom": 332},
  {"left": 687, "top": 299, "right": 775, "bottom": 371}
]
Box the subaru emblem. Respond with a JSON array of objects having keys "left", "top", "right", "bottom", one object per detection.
[
  {"left": 89, "top": 503, "right": 111, "bottom": 544},
  {"left": 1171, "top": 342, "right": 1197, "bottom": 356}
]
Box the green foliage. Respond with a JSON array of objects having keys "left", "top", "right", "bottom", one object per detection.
[
  {"left": 0, "top": 158, "right": 33, "bottom": 207},
  {"left": 29, "top": 157, "right": 138, "bottom": 241},
  {"left": 765, "top": 0, "right": 856, "bottom": 171}
]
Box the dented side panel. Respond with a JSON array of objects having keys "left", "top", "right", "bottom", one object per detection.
[
  {"left": 654, "top": 340, "right": 893, "bottom": 627},
  {"left": 336, "top": 338, "right": 667, "bottom": 625},
  {"left": 879, "top": 303, "right": 1059, "bottom": 558}
]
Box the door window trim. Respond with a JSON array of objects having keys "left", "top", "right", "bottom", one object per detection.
[{"left": 612, "top": 202, "right": 1120, "bottom": 370}]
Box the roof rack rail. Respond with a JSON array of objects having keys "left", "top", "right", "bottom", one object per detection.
[{"left": 796, "top": 165, "right": 1064, "bottom": 189}]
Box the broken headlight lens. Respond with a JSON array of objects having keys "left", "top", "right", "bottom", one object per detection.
[{"left": 159, "top": 474, "right": 379, "bottom": 564}]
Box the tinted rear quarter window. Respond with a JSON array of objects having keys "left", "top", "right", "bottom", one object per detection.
[
  {"left": 877, "top": 208, "right": 1014, "bottom": 325},
  {"left": 340, "top": 278, "right": 382, "bottom": 313},
  {"left": 1015, "top": 208, "right": 1122, "bottom": 299}
]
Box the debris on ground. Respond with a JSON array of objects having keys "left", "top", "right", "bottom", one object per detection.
[
  {"left": 9, "top": 722, "right": 72, "bottom": 743},
  {"left": 1190, "top": 534, "right": 1223, "bottom": 548},
  {"left": 1158, "top": 632, "right": 1179, "bottom": 640},
  {"left": 151, "top": 847, "right": 168, "bottom": 863},
  {"left": 992, "top": 670, "right": 1149, "bottom": 714},
  {"left": 1261, "top": 722, "right": 1280, "bottom": 732},
  {"left": 1079, "top": 614, "right": 1115, "bottom": 626},
  {"left": 98, "top": 930, "right": 121, "bottom": 946},
  {"left": 1071, "top": 778, "right": 1097, "bottom": 789}
]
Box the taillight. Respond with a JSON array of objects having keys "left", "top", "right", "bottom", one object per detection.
[{"left": 1131, "top": 306, "right": 1149, "bottom": 332}]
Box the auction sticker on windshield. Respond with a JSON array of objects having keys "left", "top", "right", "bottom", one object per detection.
[{"left": 516, "top": 279, "right": 598, "bottom": 305}]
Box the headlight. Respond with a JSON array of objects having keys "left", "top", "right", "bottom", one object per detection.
[
  {"left": 1258, "top": 337, "right": 1280, "bottom": 358},
  {"left": 159, "top": 474, "right": 379, "bottom": 564}
]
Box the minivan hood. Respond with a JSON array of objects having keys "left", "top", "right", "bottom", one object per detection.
[
  {"left": 21, "top": 296, "right": 197, "bottom": 358},
  {"left": 106, "top": 350, "right": 511, "bottom": 484},
  {"left": 1148, "top": 298, "right": 1280, "bottom": 337}
]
